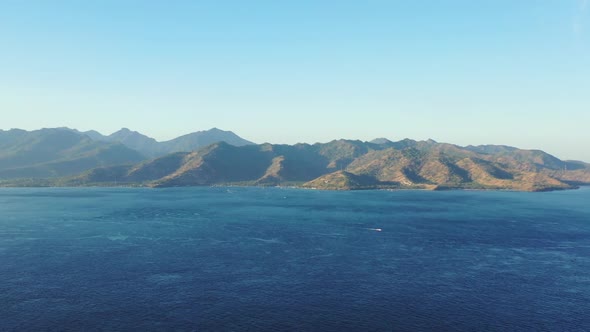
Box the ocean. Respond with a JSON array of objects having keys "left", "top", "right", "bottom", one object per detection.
[{"left": 1, "top": 187, "right": 589, "bottom": 331}]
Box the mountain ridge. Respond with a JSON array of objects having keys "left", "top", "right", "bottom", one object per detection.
[
  {"left": 54, "top": 139, "right": 590, "bottom": 192},
  {"left": 65, "top": 127, "right": 255, "bottom": 157}
]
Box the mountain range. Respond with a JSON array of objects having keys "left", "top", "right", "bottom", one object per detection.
[
  {"left": 0, "top": 127, "right": 253, "bottom": 179},
  {"left": 0, "top": 128, "right": 144, "bottom": 179},
  {"left": 1, "top": 128, "right": 589, "bottom": 191}
]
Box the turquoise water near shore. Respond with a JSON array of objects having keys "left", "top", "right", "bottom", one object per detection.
[{"left": 1, "top": 187, "right": 590, "bottom": 331}]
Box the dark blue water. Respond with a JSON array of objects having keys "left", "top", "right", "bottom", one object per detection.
[{"left": 1, "top": 187, "right": 590, "bottom": 331}]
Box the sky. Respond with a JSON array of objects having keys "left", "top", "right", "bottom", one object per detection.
[{"left": 1, "top": 0, "right": 589, "bottom": 161}]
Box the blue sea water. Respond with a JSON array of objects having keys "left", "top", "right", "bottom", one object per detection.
[{"left": 1, "top": 187, "right": 590, "bottom": 331}]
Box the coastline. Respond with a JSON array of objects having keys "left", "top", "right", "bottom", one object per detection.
[{"left": 0, "top": 180, "right": 582, "bottom": 193}]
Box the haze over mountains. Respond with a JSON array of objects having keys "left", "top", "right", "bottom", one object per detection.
[
  {"left": 0, "top": 128, "right": 145, "bottom": 179},
  {"left": 1, "top": 127, "right": 589, "bottom": 191},
  {"left": 0, "top": 127, "right": 252, "bottom": 179}
]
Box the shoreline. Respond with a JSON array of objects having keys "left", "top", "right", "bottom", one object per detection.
[{"left": 0, "top": 182, "right": 584, "bottom": 193}]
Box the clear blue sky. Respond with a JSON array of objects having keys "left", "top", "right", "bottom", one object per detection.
[{"left": 1, "top": 1, "right": 589, "bottom": 160}]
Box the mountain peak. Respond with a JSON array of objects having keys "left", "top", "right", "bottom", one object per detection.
[
  {"left": 109, "top": 128, "right": 152, "bottom": 138},
  {"left": 370, "top": 138, "right": 392, "bottom": 144},
  {"left": 115, "top": 128, "right": 135, "bottom": 134}
]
